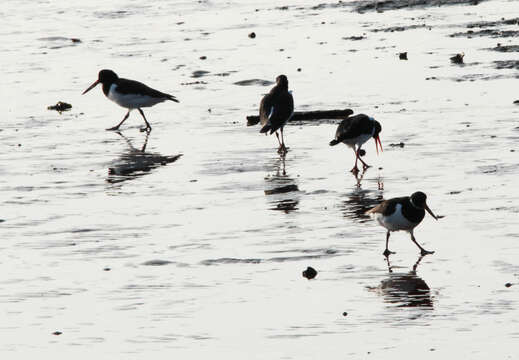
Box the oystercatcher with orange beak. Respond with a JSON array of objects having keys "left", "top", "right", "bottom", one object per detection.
[
  {"left": 366, "top": 191, "right": 439, "bottom": 257},
  {"left": 329, "top": 114, "right": 382, "bottom": 173},
  {"left": 82, "top": 69, "right": 179, "bottom": 132}
]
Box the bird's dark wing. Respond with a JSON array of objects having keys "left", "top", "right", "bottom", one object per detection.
[
  {"left": 334, "top": 114, "right": 371, "bottom": 142},
  {"left": 264, "top": 91, "right": 294, "bottom": 134},
  {"left": 366, "top": 196, "right": 408, "bottom": 216},
  {"left": 259, "top": 92, "right": 275, "bottom": 126},
  {"left": 117, "top": 78, "right": 179, "bottom": 102}
]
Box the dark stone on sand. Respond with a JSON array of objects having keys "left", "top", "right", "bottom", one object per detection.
[
  {"left": 233, "top": 79, "right": 274, "bottom": 86},
  {"left": 52, "top": 331, "right": 62, "bottom": 336},
  {"left": 450, "top": 29, "right": 519, "bottom": 38},
  {"left": 103, "top": 267, "right": 111, "bottom": 271},
  {"left": 302, "top": 266, "right": 317, "bottom": 279},
  {"left": 47, "top": 101, "right": 72, "bottom": 113},
  {"left": 359, "top": 149, "right": 366, "bottom": 156},
  {"left": 199, "top": 55, "right": 207, "bottom": 60},
  {"left": 450, "top": 53, "right": 464, "bottom": 64},
  {"left": 342, "top": 35, "right": 365, "bottom": 40},
  {"left": 505, "top": 282, "right": 512, "bottom": 288},
  {"left": 514, "top": 100, "right": 519, "bottom": 104},
  {"left": 191, "top": 70, "right": 210, "bottom": 78},
  {"left": 389, "top": 142, "right": 405, "bottom": 148},
  {"left": 70, "top": 38, "right": 81, "bottom": 43},
  {"left": 490, "top": 44, "right": 519, "bottom": 53},
  {"left": 354, "top": 0, "right": 483, "bottom": 13},
  {"left": 265, "top": 184, "right": 299, "bottom": 195},
  {"left": 248, "top": 32, "right": 256, "bottom": 38},
  {"left": 342, "top": 312, "right": 348, "bottom": 316},
  {"left": 142, "top": 259, "right": 173, "bottom": 266},
  {"left": 399, "top": 52, "right": 408, "bottom": 60},
  {"left": 297, "top": 68, "right": 302, "bottom": 72},
  {"left": 494, "top": 60, "right": 519, "bottom": 70},
  {"left": 247, "top": 109, "right": 354, "bottom": 126}
]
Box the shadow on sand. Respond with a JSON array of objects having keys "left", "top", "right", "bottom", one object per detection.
[
  {"left": 107, "top": 132, "right": 182, "bottom": 184},
  {"left": 264, "top": 155, "right": 299, "bottom": 213},
  {"left": 374, "top": 256, "right": 433, "bottom": 308}
]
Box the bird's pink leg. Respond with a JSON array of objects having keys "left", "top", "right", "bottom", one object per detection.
[
  {"left": 351, "top": 147, "right": 359, "bottom": 174},
  {"left": 107, "top": 110, "right": 130, "bottom": 131}
]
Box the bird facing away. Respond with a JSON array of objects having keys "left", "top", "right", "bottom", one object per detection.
[
  {"left": 366, "top": 191, "right": 438, "bottom": 257},
  {"left": 82, "top": 69, "right": 179, "bottom": 132},
  {"left": 329, "top": 114, "right": 382, "bottom": 174},
  {"left": 259, "top": 75, "right": 294, "bottom": 155}
]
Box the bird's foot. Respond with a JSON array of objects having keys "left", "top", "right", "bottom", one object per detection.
[
  {"left": 277, "top": 144, "right": 288, "bottom": 155},
  {"left": 420, "top": 249, "right": 435, "bottom": 256},
  {"left": 106, "top": 126, "right": 121, "bottom": 131},
  {"left": 362, "top": 164, "right": 371, "bottom": 170},
  {"left": 350, "top": 166, "right": 360, "bottom": 175},
  {"left": 383, "top": 249, "right": 396, "bottom": 257}
]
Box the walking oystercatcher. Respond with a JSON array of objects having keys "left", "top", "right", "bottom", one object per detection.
[
  {"left": 329, "top": 114, "right": 382, "bottom": 173},
  {"left": 82, "top": 69, "right": 179, "bottom": 131},
  {"left": 259, "top": 75, "right": 294, "bottom": 155},
  {"left": 366, "top": 191, "right": 438, "bottom": 257}
]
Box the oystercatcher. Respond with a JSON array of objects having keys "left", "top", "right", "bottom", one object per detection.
[
  {"left": 82, "top": 69, "right": 179, "bottom": 131},
  {"left": 329, "top": 114, "right": 382, "bottom": 173},
  {"left": 259, "top": 75, "right": 294, "bottom": 155},
  {"left": 366, "top": 191, "right": 438, "bottom": 257}
]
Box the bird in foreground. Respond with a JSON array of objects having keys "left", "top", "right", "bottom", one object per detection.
[
  {"left": 329, "top": 114, "right": 382, "bottom": 174},
  {"left": 82, "top": 69, "right": 179, "bottom": 132},
  {"left": 366, "top": 191, "right": 438, "bottom": 257},
  {"left": 259, "top": 75, "right": 294, "bottom": 155}
]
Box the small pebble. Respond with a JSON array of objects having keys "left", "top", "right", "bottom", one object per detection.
[
  {"left": 103, "top": 267, "right": 111, "bottom": 271},
  {"left": 297, "top": 68, "right": 302, "bottom": 72},
  {"left": 450, "top": 53, "right": 464, "bottom": 64},
  {"left": 399, "top": 52, "right": 408, "bottom": 60},
  {"left": 342, "top": 312, "right": 348, "bottom": 316},
  {"left": 302, "top": 266, "right": 317, "bottom": 280},
  {"left": 248, "top": 32, "right": 256, "bottom": 38},
  {"left": 505, "top": 282, "right": 512, "bottom": 288},
  {"left": 199, "top": 55, "right": 207, "bottom": 60},
  {"left": 52, "top": 331, "right": 62, "bottom": 336}
]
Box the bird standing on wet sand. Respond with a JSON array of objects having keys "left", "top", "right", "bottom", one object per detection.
[
  {"left": 82, "top": 69, "right": 179, "bottom": 132},
  {"left": 329, "top": 114, "right": 382, "bottom": 174},
  {"left": 259, "top": 75, "right": 294, "bottom": 155},
  {"left": 366, "top": 191, "right": 439, "bottom": 257}
]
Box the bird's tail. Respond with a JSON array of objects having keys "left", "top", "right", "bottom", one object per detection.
[
  {"left": 329, "top": 139, "right": 340, "bottom": 146},
  {"left": 167, "top": 94, "right": 179, "bottom": 103},
  {"left": 260, "top": 124, "right": 271, "bottom": 134}
]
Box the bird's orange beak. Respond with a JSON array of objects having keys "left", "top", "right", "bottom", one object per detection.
[
  {"left": 424, "top": 203, "right": 438, "bottom": 220},
  {"left": 82, "top": 80, "right": 100, "bottom": 95},
  {"left": 375, "top": 135, "right": 383, "bottom": 155}
]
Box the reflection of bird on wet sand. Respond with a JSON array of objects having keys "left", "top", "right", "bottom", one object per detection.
[
  {"left": 373, "top": 255, "right": 433, "bottom": 308},
  {"left": 107, "top": 132, "right": 182, "bottom": 184},
  {"left": 342, "top": 188, "right": 384, "bottom": 223},
  {"left": 264, "top": 156, "right": 299, "bottom": 212}
]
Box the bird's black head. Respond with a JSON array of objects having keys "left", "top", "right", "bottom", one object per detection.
[
  {"left": 370, "top": 118, "right": 383, "bottom": 154},
  {"left": 373, "top": 120, "right": 382, "bottom": 138},
  {"left": 411, "top": 191, "right": 438, "bottom": 220},
  {"left": 98, "top": 69, "right": 118, "bottom": 84},
  {"left": 83, "top": 69, "right": 118, "bottom": 95},
  {"left": 276, "top": 74, "right": 289, "bottom": 89},
  {"left": 410, "top": 192, "right": 427, "bottom": 208}
]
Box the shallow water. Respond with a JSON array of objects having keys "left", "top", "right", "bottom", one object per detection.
[{"left": 1, "top": 0, "right": 519, "bottom": 358}]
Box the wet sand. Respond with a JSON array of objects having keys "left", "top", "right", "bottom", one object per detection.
[{"left": 1, "top": 0, "right": 519, "bottom": 359}]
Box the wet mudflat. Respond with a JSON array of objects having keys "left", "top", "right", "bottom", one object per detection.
[{"left": 1, "top": 0, "right": 518, "bottom": 358}]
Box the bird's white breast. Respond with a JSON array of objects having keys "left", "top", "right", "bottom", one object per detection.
[
  {"left": 107, "top": 84, "right": 165, "bottom": 109},
  {"left": 373, "top": 204, "right": 417, "bottom": 232}
]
